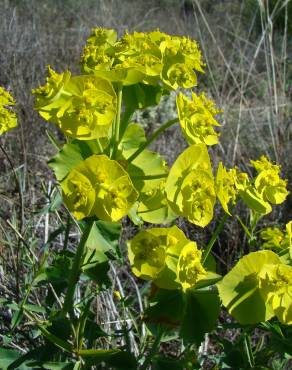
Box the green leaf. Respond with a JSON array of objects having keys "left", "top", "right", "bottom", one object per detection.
[
  {"left": 26, "top": 362, "right": 75, "bottom": 370},
  {"left": 84, "top": 220, "right": 121, "bottom": 265},
  {"left": 23, "top": 303, "right": 46, "bottom": 314},
  {"left": 7, "top": 346, "right": 67, "bottom": 369},
  {"left": 0, "top": 349, "right": 28, "bottom": 370},
  {"left": 123, "top": 83, "right": 166, "bottom": 111},
  {"left": 80, "top": 349, "right": 137, "bottom": 369},
  {"left": 82, "top": 220, "right": 121, "bottom": 287},
  {"left": 38, "top": 325, "right": 73, "bottom": 353},
  {"left": 137, "top": 187, "right": 176, "bottom": 225},
  {"left": 145, "top": 289, "right": 185, "bottom": 329},
  {"left": 118, "top": 123, "right": 146, "bottom": 156},
  {"left": 48, "top": 140, "right": 101, "bottom": 182},
  {"left": 180, "top": 289, "right": 220, "bottom": 345},
  {"left": 128, "top": 149, "right": 168, "bottom": 193},
  {"left": 152, "top": 356, "right": 184, "bottom": 370},
  {"left": 82, "top": 261, "right": 111, "bottom": 289}
]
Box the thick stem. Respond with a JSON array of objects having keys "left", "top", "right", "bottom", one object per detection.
[
  {"left": 62, "top": 220, "right": 94, "bottom": 316},
  {"left": 127, "top": 118, "right": 179, "bottom": 163}
]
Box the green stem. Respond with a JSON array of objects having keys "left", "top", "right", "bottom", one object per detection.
[
  {"left": 112, "top": 84, "right": 123, "bottom": 159},
  {"left": 131, "top": 173, "right": 168, "bottom": 180},
  {"left": 127, "top": 117, "right": 179, "bottom": 163},
  {"left": 202, "top": 213, "right": 229, "bottom": 265},
  {"left": 62, "top": 220, "right": 94, "bottom": 316},
  {"left": 140, "top": 330, "right": 163, "bottom": 370},
  {"left": 96, "top": 138, "right": 103, "bottom": 153},
  {"left": 119, "top": 108, "right": 134, "bottom": 140}
]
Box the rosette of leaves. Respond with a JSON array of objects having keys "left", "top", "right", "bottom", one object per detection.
[
  {"left": 176, "top": 91, "right": 221, "bottom": 146},
  {"left": 32, "top": 67, "right": 117, "bottom": 140},
  {"left": 81, "top": 28, "right": 204, "bottom": 89},
  {"left": 61, "top": 154, "right": 138, "bottom": 221},
  {"left": 0, "top": 86, "right": 17, "bottom": 135},
  {"left": 127, "top": 226, "right": 207, "bottom": 290},
  {"left": 165, "top": 143, "right": 216, "bottom": 227}
]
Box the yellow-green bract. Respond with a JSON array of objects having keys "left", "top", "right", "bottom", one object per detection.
[
  {"left": 176, "top": 92, "right": 221, "bottom": 146},
  {"left": 259, "top": 263, "right": 292, "bottom": 325},
  {"left": 165, "top": 143, "right": 216, "bottom": 227},
  {"left": 32, "top": 67, "right": 117, "bottom": 140},
  {"left": 81, "top": 28, "right": 204, "bottom": 89},
  {"left": 127, "top": 226, "right": 206, "bottom": 291},
  {"left": 61, "top": 154, "right": 138, "bottom": 221},
  {"left": 217, "top": 250, "right": 292, "bottom": 325},
  {"left": 239, "top": 156, "right": 289, "bottom": 215},
  {"left": 0, "top": 86, "right": 17, "bottom": 135}
]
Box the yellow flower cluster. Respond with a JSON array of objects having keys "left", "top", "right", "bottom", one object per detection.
[
  {"left": 165, "top": 144, "right": 216, "bottom": 227},
  {"left": 259, "top": 263, "right": 292, "bottom": 325},
  {"left": 239, "top": 155, "right": 289, "bottom": 214},
  {"left": 215, "top": 163, "right": 248, "bottom": 215},
  {"left": 82, "top": 28, "right": 204, "bottom": 89},
  {"left": 215, "top": 156, "right": 288, "bottom": 216},
  {"left": 261, "top": 221, "right": 292, "bottom": 250},
  {"left": 0, "top": 86, "right": 17, "bottom": 135},
  {"left": 218, "top": 250, "right": 292, "bottom": 325},
  {"left": 176, "top": 92, "right": 221, "bottom": 146},
  {"left": 32, "top": 67, "right": 117, "bottom": 140},
  {"left": 61, "top": 154, "right": 138, "bottom": 221},
  {"left": 127, "top": 226, "right": 206, "bottom": 291}
]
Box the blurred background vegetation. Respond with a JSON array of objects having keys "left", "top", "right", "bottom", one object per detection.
[{"left": 0, "top": 0, "right": 291, "bottom": 356}]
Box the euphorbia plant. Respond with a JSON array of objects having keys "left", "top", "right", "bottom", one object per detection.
[{"left": 2, "top": 28, "right": 291, "bottom": 369}]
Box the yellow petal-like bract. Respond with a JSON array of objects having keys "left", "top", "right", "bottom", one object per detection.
[
  {"left": 215, "top": 163, "right": 247, "bottom": 215},
  {"left": 165, "top": 144, "right": 216, "bottom": 227},
  {"left": 239, "top": 155, "right": 289, "bottom": 215},
  {"left": 177, "top": 242, "right": 206, "bottom": 291},
  {"left": 218, "top": 249, "right": 292, "bottom": 325},
  {"left": 82, "top": 28, "right": 204, "bottom": 88},
  {"left": 0, "top": 86, "right": 17, "bottom": 135},
  {"left": 176, "top": 92, "right": 221, "bottom": 146},
  {"left": 127, "top": 226, "right": 206, "bottom": 290},
  {"left": 61, "top": 154, "right": 138, "bottom": 221},
  {"left": 217, "top": 250, "right": 281, "bottom": 324},
  {"left": 33, "top": 67, "right": 117, "bottom": 140},
  {"left": 259, "top": 263, "right": 292, "bottom": 325}
]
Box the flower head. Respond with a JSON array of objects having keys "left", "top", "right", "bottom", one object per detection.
[
  {"left": 33, "top": 69, "right": 117, "bottom": 140},
  {"left": 81, "top": 28, "right": 204, "bottom": 89},
  {"left": 128, "top": 226, "right": 206, "bottom": 290},
  {"left": 61, "top": 155, "right": 138, "bottom": 221},
  {"left": 165, "top": 144, "right": 216, "bottom": 227},
  {"left": 259, "top": 263, "right": 292, "bottom": 325},
  {"left": 177, "top": 242, "right": 206, "bottom": 291},
  {"left": 176, "top": 92, "right": 221, "bottom": 146},
  {"left": 239, "top": 156, "right": 288, "bottom": 214}
]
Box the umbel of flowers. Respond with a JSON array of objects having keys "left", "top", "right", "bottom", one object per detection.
[{"left": 32, "top": 28, "right": 291, "bottom": 326}]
